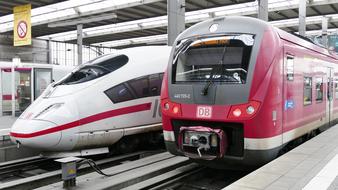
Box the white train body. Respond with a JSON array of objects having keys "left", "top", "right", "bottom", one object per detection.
[{"left": 10, "top": 46, "right": 171, "bottom": 152}]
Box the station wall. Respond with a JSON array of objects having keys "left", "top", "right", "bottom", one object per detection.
[{"left": 0, "top": 35, "right": 48, "bottom": 64}]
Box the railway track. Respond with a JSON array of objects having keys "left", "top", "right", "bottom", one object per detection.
[
  {"left": 0, "top": 156, "right": 53, "bottom": 182},
  {"left": 0, "top": 150, "right": 163, "bottom": 190},
  {"left": 0, "top": 151, "right": 249, "bottom": 190},
  {"left": 148, "top": 167, "right": 249, "bottom": 190},
  {"left": 34, "top": 152, "right": 248, "bottom": 190}
]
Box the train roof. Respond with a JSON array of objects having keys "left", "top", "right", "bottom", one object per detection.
[
  {"left": 175, "top": 16, "right": 338, "bottom": 60},
  {"left": 275, "top": 28, "right": 338, "bottom": 60},
  {"left": 176, "top": 16, "right": 270, "bottom": 42}
]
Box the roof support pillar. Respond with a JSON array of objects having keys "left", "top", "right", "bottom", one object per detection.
[
  {"left": 258, "top": 0, "right": 268, "bottom": 21},
  {"left": 299, "top": 0, "right": 306, "bottom": 36},
  {"left": 48, "top": 39, "right": 52, "bottom": 64},
  {"left": 322, "top": 16, "right": 328, "bottom": 48},
  {"left": 167, "top": 0, "right": 185, "bottom": 46},
  {"left": 77, "top": 24, "right": 83, "bottom": 65}
]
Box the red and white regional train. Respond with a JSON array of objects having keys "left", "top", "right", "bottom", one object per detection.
[
  {"left": 10, "top": 46, "right": 171, "bottom": 156},
  {"left": 161, "top": 16, "right": 338, "bottom": 168}
]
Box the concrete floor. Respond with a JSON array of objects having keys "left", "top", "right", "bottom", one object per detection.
[{"left": 224, "top": 125, "right": 338, "bottom": 190}]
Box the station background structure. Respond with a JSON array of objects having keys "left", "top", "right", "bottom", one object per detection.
[{"left": 0, "top": 0, "right": 338, "bottom": 66}]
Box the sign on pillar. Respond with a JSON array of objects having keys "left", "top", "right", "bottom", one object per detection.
[{"left": 13, "top": 4, "right": 32, "bottom": 46}]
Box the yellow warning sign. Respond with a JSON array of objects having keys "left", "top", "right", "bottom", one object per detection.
[{"left": 13, "top": 4, "right": 31, "bottom": 46}]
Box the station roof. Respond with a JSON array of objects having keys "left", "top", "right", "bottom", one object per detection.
[
  {"left": 0, "top": 0, "right": 338, "bottom": 48},
  {"left": 0, "top": 0, "right": 67, "bottom": 16}
]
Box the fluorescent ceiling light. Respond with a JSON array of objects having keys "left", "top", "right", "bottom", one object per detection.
[
  {"left": 93, "top": 28, "right": 338, "bottom": 48},
  {"left": 37, "top": 0, "right": 338, "bottom": 42},
  {"left": 0, "top": 0, "right": 162, "bottom": 33},
  {"left": 93, "top": 34, "right": 167, "bottom": 47},
  {"left": 270, "top": 14, "right": 338, "bottom": 28}
]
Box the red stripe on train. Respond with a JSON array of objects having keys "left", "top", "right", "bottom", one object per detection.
[{"left": 10, "top": 102, "right": 152, "bottom": 138}]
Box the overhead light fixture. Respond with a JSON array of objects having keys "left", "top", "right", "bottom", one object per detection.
[
  {"left": 0, "top": 0, "right": 161, "bottom": 33},
  {"left": 48, "top": 13, "right": 117, "bottom": 27},
  {"left": 92, "top": 27, "right": 338, "bottom": 48}
]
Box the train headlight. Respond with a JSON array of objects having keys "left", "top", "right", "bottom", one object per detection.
[
  {"left": 173, "top": 106, "right": 180, "bottom": 114},
  {"left": 228, "top": 100, "right": 261, "bottom": 119},
  {"left": 164, "top": 103, "right": 170, "bottom": 110},
  {"left": 246, "top": 106, "right": 255, "bottom": 114},
  {"left": 161, "top": 99, "right": 182, "bottom": 116},
  {"left": 233, "top": 108, "right": 242, "bottom": 117},
  {"left": 34, "top": 103, "right": 64, "bottom": 119}
]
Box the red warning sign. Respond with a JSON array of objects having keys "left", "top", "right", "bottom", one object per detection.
[{"left": 17, "top": 21, "right": 27, "bottom": 39}]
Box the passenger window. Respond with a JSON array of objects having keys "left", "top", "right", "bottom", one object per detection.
[
  {"left": 104, "top": 84, "right": 133, "bottom": 103},
  {"left": 149, "top": 74, "right": 162, "bottom": 96},
  {"left": 315, "top": 77, "right": 323, "bottom": 102},
  {"left": 105, "top": 73, "right": 164, "bottom": 103},
  {"left": 128, "top": 76, "right": 150, "bottom": 98},
  {"left": 286, "top": 56, "right": 294, "bottom": 81},
  {"left": 304, "top": 77, "right": 312, "bottom": 105}
]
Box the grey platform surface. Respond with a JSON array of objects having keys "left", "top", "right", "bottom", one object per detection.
[
  {"left": 224, "top": 126, "right": 338, "bottom": 190},
  {"left": 0, "top": 116, "right": 16, "bottom": 136}
]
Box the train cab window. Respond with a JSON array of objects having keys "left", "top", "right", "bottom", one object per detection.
[
  {"left": 315, "top": 77, "right": 323, "bottom": 102},
  {"left": 173, "top": 34, "right": 254, "bottom": 84},
  {"left": 104, "top": 84, "right": 133, "bottom": 103},
  {"left": 57, "top": 54, "right": 128, "bottom": 85},
  {"left": 304, "top": 77, "right": 312, "bottom": 105},
  {"left": 93, "top": 55, "right": 129, "bottom": 72}
]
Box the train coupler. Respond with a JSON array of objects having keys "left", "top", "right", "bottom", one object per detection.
[{"left": 178, "top": 126, "right": 227, "bottom": 160}]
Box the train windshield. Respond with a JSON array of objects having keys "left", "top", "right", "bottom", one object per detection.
[
  {"left": 173, "top": 34, "right": 254, "bottom": 84},
  {"left": 57, "top": 54, "right": 129, "bottom": 85}
]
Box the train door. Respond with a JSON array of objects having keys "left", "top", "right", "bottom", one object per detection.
[
  {"left": 282, "top": 53, "right": 296, "bottom": 140},
  {"left": 326, "top": 68, "right": 334, "bottom": 126},
  {"left": 1, "top": 68, "right": 32, "bottom": 115},
  {"left": 34, "top": 68, "right": 52, "bottom": 100}
]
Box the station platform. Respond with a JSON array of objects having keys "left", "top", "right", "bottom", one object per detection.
[
  {"left": 224, "top": 125, "right": 338, "bottom": 190},
  {"left": 0, "top": 116, "right": 40, "bottom": 162},
  {"left": 0, "top": 116, "right": 16, "bottom": 137}
]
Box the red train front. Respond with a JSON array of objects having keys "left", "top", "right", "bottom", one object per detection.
[{"left": 161, "top": 16, "right": 338, "bottom": 168}]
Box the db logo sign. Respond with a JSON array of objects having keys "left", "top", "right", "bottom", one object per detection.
[{"left": 196, "top": 106, "right": 212, "bottom": 118}]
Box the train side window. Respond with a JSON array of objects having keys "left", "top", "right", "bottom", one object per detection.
[
  {"left": 104, "top": 84, "right": 134, "bottom": 103},
  {"left": 105, "top": 73, "right": 164, "bottom": 103},
  {"left": 315, "top": 77, "right": 323, "bottom": 102},
  {"left": 149, "top": 73, "right": 162, "bottom": 96},
  {"left": 128, "top": 76, "right": 150, "bottom": 98},
  {"left": 286, "top": 56, "right": 294, "bottom": 81},
  {"left": 335, "top": 78, "right": 338, "bottom": 99},
  {"left": 304, "top": 77, "right": 312, "bottom": 105}
]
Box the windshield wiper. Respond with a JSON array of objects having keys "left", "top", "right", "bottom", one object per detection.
[{"left": 201, "top": 45, "right": 227, "bottom": 96}]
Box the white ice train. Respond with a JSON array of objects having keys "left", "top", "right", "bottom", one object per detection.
[{"left": 10, "top": 46, "right": 171, "bottom": 156}]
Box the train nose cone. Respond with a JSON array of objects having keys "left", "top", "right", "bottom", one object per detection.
[{"left": 10, "top": 118, "right": 62, "bottom": 150}]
